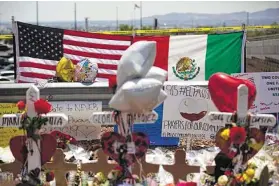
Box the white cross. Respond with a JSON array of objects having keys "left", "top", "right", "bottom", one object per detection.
[
  {"left": 0, "top": 85, "right": 68, "bottom": 173},
  {"left": 208, "top": 84, "right": 276, "bottom": 128}
]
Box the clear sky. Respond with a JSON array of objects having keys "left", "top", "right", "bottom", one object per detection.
[{"left": 0, "top": 1, "right": 278, "bottom": 22}]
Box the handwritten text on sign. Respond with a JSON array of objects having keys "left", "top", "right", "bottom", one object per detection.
[
  {"left": 0, "top": 113, "right": 68, "bottom": 127},
  {"left": 91, "top": 111, "right": 158, "bottom": 125},
  {"left": 0, "top": 103, "right": 23, "bottom": 147},
  {"left": 232, "top": 72, "right": 279, "bottom": 113},
  {"left": 162, "top": 83, "right": 225, "bottom": 140},
  {"left": 42, "top": 101, "right": 102, "bottom": 140},
  {"left": 209, "top": 112, "right": 276, "bottom": 128}
]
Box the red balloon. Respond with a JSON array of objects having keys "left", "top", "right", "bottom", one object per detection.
[{"left": 208, "top": 73, "right": 256, "bottom": 112}]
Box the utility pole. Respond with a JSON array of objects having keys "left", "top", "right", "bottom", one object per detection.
[
  {"left": 191, "top": 18, "right": 193, "bottom": 28},
  {"left": 140, "top": 1, "right": 142, "bottom": 29},
  {"left": 116, "top": 6, "right": 119, "bottom": 31},
  {"left": 74, "top": 2, "right": 77, "bottom": 30},
  {"left": 36, "top": 1, "right": 39, "bottom": 25},
  {"left": 85, "top": 17, "right": 89, "bottom": 32},
  {"left": 246, "top": 12, "right": 249, "bottom": 26}
]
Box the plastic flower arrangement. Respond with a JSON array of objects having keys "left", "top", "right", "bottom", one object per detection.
[
  {"left": 215, "top": 162, "right": 258, "bottom": 186},
  {"left": 16, "top": 99, "right": 52, "bottom": 141},
  {"left": 219, "top": 124, "right": 264, "bottom": 159},
  {"left": 215, "top": 122, "right": 265, "bottom": 186}
]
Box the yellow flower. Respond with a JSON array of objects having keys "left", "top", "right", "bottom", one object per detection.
[
  {"left": 217, "top": 175, "right": 228, "bottom": 186},
  {"left": 245, "top": 178, "right": 252, "bottom": 184},
  {"left": 242, "top": 173, "right": 249, "bottom": 181},
  {"left": 248, "top": 162, "right": 257, "bottom": 169},
  {"left": 95, "top": 172, "right": 106, "bottom": 183},
  {"left": 245, "top": 168, "right": 255, "bottom": 178},
  {"left": 220, "top": 129, "right": 230, "bottom": 140}
]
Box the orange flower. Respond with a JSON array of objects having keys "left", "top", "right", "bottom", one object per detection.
[
  {"left": 230, "top": 127, "right": 246, "bottom": 144},
  {"left": 34, "top": 99, "right": 52, "bottom": 114}
]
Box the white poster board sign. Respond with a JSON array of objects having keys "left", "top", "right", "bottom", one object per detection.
[
  {"left": 232, "top": 72, "right": 279, "bottom": 114},
  {"left": 162, "top": 82, "right": 225, "bottom": 140},
  {"left": 41, "top": 101, "right": 102, "bottom": 140}
]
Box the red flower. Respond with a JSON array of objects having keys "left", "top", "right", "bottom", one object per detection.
[
  {"left": 34, "top": 99, "right": 52, "bottom": 114},
  {"left": 57, "top": 142, "right": 66, "bottom": 149},
  {"left": 51, "top": 131, "right": 77, "bottom": 146},
  {"left": 50, "top": 131, "right": 63, "bottom": 138},
  {"left": 46, "top": 171, "right": 55, "bottom": 182},
  {"left": 229, "top": 127, "right": 247, "bottom": 145},
  {"left": 224, "top": 170, "right": 232, "bottom": 176},
  {"left": 16, "top": 101, "right": 25, "bottom": 110},
  {"left": 69, "top": 137, "right": 77, "bottom": 144}
]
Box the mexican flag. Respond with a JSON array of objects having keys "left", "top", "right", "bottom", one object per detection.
[{"left": 134, "top": 32, "right": 246, "bottom": 81}]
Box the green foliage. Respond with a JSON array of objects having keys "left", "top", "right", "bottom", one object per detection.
[
  {"left": 119, "top": 24, "right": 153, "bottom": 31},
  {"left": 271, "top": 22, "right": 278, "bottom": 26},
  {"left": 270, "top": 22, "right": 279, "bottom": 34},
  {"left": 20, "top": 115, "right": 48, "bottom": 141},
  {"left": 119, "top": 24, "right": 133, "bottom": 31},
  {"left": 142, "top": 25, "right": 153, "bottom": 30}
]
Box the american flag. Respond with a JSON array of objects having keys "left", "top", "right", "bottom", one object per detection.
[{"left": 13, "top": 22, "right": 133, "bottom": 83}]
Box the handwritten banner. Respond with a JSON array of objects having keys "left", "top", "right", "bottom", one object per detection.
[
  {"left": 0, "top": 103, "right": 23, "bottom": 147},
  {"left": 0, "top": 113, "right": 68, "bottom": 127},
  {"left": 91, "top": 111, "right": 158, "bottom": 125},
  {"left": 232, "top": 72, "right": 279, "bottom": 114},
  {"left": 42, "top": 101, "right": 102, "bottom": 140},
  {"left": 162, "top": 83, "right": 224, "bottom": 140},
  {"left": 114, "top": 104, "right": 179, "bottom": 146}
]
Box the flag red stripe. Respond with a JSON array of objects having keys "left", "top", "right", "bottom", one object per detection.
[
  {"left": 20, "top": 72, "right": 53, "bottom": 79},
  {"left": 19, "top": 62, "right": 56, "bottom": 71},
  {"left": 71, "top": 59, "right": 118, "bottom": 70},
  {"left": 18, "top": 80, "right": 30, "bottom": 83},
  {"left": 19, "top": 59, "right": 118, "bottom": 72},
  {"left": 63, "top": 39, "right": 129, "bottom": 50},
  {"left": 96, "top": 73, "right": 116, "bottom": 79},
  {"left": 64, "top": 48, "right": 121, "bottom": 60},
  {"left": 64, "top": 30, "right": 132, "bottom": 42},
  {"left": 133, "top": 36, "right": 170, "bottom": 71}
]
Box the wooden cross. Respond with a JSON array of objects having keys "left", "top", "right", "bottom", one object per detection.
[
  {"left": 45, "top": 149, "right": 76, "bottom": 186},
  {"left": 163, "top": 149, "right": 200, "bottom": 184},
  {"left": 0, "top": 85, "right": 68, "bottom": 174},
  {"left": 81, "top": 150, "right": 115, "bottom": 178},
  {"left": 0, "top": 160, "right": 22, "bottom": 179},
  {"left": 208, "top": 84, "right": 276, "bottom": 128}
]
